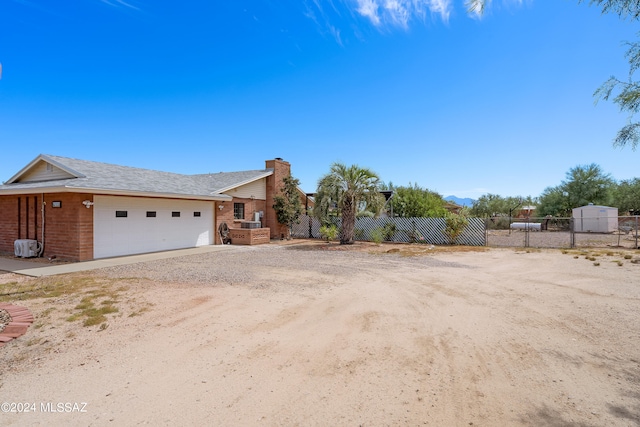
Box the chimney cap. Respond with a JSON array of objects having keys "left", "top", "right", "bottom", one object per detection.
[{"left": 275, "top": 157, "right": 283, "bottom": 161}]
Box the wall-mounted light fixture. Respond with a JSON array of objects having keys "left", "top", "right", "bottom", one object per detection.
[
  {"left": 82, "top": 200, "right": 94, "bottom": 208},
  {"left": 218, "top": 204, "right": 224, "bottom": 210}
]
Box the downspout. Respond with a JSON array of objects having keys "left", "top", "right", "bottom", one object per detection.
[{"left": 40, "top": 193, "right": 45, "bottom": 257}]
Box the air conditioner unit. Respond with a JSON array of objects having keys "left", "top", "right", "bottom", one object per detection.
[{"left": 14, "top": 239, "right": 43, "bottom": 258}]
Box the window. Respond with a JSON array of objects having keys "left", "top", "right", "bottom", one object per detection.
[
  {"left": 146, "top": 211, "right": 156, "bottom": 218},
  {"left": 234, "top": 203, "right": 245, "bottom": 220},
  {"left": 172, "top": 211, "right": 180, "bottom": 218},
  {"left": 116, "top": 211, "right": 128, "bottom": 218},
  {"left": 193, "top": 211, "right": 201, "bottom": 217}
]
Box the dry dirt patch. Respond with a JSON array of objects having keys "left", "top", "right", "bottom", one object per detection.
[{"left": 0, "top": 243, "right": 639, "bottom": 426}]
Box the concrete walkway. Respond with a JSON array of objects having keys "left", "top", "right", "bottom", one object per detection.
[{"left": 0, "top": 245, "right": 238, "bottom": 277}]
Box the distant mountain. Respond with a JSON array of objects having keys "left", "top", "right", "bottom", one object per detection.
[{"left": 444, "top": 196, "right": 475, "bottom": 207}]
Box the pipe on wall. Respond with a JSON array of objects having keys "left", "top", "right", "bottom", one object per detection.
[{"left": 41, "top": 193, "right": 45, "bottom": 257}]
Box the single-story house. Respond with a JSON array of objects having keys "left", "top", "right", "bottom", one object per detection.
[{"left": 0, "top": 154, "right": 304, "bottom": 261}]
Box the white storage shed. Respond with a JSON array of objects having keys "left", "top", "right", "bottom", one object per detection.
[{"left": 573, "top": 204, "right": 618, "bottom": 233}]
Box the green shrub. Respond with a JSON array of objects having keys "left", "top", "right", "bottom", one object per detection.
[
  {"left": 319, "top": 224, "right": 339, "bottom": 242},
  {"left": 382, "top": 222, "right": 396, "bottom": 241},
  {"left": 370, "top": 227, "right": 384, "bottom": 244},
  {"left": 445, "top": 212, "right": 469, "bottom": 244}
]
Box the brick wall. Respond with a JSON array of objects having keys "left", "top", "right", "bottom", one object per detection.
[
  {"left": 0, "top": 195, "right": 45, "bottom": 254},
  {"left": 265, "top": 158, "right": 291, "bottom": 239},
  {"left": 0, "top": 196, "right": 19, "bottom": 254},
  {"left": 214, "top": 197, "right": 267, "bottom": 244},
  {"left": 0, "top": 193, "right": 94, "bottom": 261}
]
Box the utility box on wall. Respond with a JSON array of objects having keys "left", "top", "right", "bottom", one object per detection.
[{"left": 573, "top": 204, "right": 618, "bottom": 233}]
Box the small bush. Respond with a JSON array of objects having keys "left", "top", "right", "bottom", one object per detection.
[
  {"left": 319, "top": 224, "right": 339, "bottom": 242},
  {"left": 370, "top": 228, "right": 384, "bottom": 244},
  {"left": 445, "top": 213, "right": 469, "bottom": 245},
  {"left": 382, "top": 222, "right": 397, "bottom": 241}
]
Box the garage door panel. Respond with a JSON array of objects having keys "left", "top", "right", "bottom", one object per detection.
[{"left": 94, "top": 196, "right": 213, "bottom": 258}]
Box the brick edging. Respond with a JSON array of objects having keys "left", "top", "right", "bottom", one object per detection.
[{"left": 0, "top": 303, "right": 34, "bottom": 347}]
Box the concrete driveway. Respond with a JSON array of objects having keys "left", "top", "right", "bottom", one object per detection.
[{"left": 0, "top": 245, "right": 236, "bottom": 277}]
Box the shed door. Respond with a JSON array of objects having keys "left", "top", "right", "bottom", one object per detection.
[{"left": 93, "top": 195, "right": 213, "bottom": 258}]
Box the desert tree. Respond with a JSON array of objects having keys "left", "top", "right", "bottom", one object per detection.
[
  {"left": 272, "top": 175, "right": 303, "bottom": 239},
  {"left": 611, "top": 177, "right": 640, "bottom": 213},
  {"left": 538, "top": 164, "right": 615, "bottom": 216},
  {"left": 385, "top": 182, "right": 447, "bottom": 218},
  {"left": 470, "top": 194, "right": 534, "bottom": 218}
]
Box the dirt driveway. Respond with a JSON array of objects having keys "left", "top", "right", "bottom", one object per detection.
[{"left": 0, "top": 242, "right": 639, "bottom": 426}]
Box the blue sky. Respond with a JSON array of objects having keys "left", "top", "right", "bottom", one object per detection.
[{"left": 1, "top": 0, "right": 638, "bottom": 199}]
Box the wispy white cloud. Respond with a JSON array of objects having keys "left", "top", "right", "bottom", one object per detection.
[
  {"left": 328, "top": 24, "right": 344, "bottom": 46},
  {"left": 304, "top": 0, "right": 346, "bottom": 45},
  {"left": 99, "top": 0, "right": 141, "bottom": 11},
  {"left": 427, "top": 0, "right": 452, "bottom": 22},
  {"left": 353, "top": 0, "right": 452, "bottom": 27},
  {"left": 383, "top": 0, "right": 410, "bottom": 27},
  {"left": 303, "top": 0, "right": 484, "bottom": 45},
  {"left": 356, "top": 0, "right": 381, "bottom": 26}
]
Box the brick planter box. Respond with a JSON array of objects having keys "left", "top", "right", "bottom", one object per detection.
[{"left": 228, "top": 228, "right": 270, "bottom": 245}]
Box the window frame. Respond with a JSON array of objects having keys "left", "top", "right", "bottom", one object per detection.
[{"left": 233, "top": 203, "right": 245, "bottom": 220}]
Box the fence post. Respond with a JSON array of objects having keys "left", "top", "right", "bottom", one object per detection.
[
  {"left": 636, "top": 216, "right": 639, "bottom": 249},
  {"left": 570, "top": 218, "right": 575, "bottom": 248},
  {"left": 485, "top": 218, "right": 488, "bottom": 247}
]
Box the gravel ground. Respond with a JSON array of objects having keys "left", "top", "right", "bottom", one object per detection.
[
  {"left": 0, "top": 309, "right": 10, "bottom": 333},
  {"left": 1, "top": 242, "right": 639, "bottom": 426},
  {"left": 488, "top": 229, "right": 640, "bottom": 249},
  {"left": 97, "top": 243, "right": 470, "bottom": 287}
]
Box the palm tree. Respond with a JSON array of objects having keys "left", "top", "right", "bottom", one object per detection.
[{"left": 315, "top": 162, "right": 384, "bottom": 245}]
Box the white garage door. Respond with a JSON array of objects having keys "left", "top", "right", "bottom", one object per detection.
[{"left": 94, "top": 195, "right": 214, "bottom": 259}]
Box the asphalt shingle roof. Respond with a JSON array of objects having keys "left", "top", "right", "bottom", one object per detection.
[{"left": 0, "top": 154, "right": 273, "bottom": 200}]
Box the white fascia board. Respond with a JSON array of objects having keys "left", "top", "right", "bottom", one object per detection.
[
  {"left": 0, "top": 185, "right": 232, "bottom": 201},
  {"left": 0, "top": 186, "right": 71, "bottom": 195},
  {"left": 76, "top": 187, "right": 233, "bottom": 201}
]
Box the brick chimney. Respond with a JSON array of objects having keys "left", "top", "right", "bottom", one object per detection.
[{"left": 265, "top": 158, "right": 291, "bottom": 239}]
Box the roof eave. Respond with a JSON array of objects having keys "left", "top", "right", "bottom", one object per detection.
[{"left": 0, "top": 185, "right": 232, "bottom": 201}]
